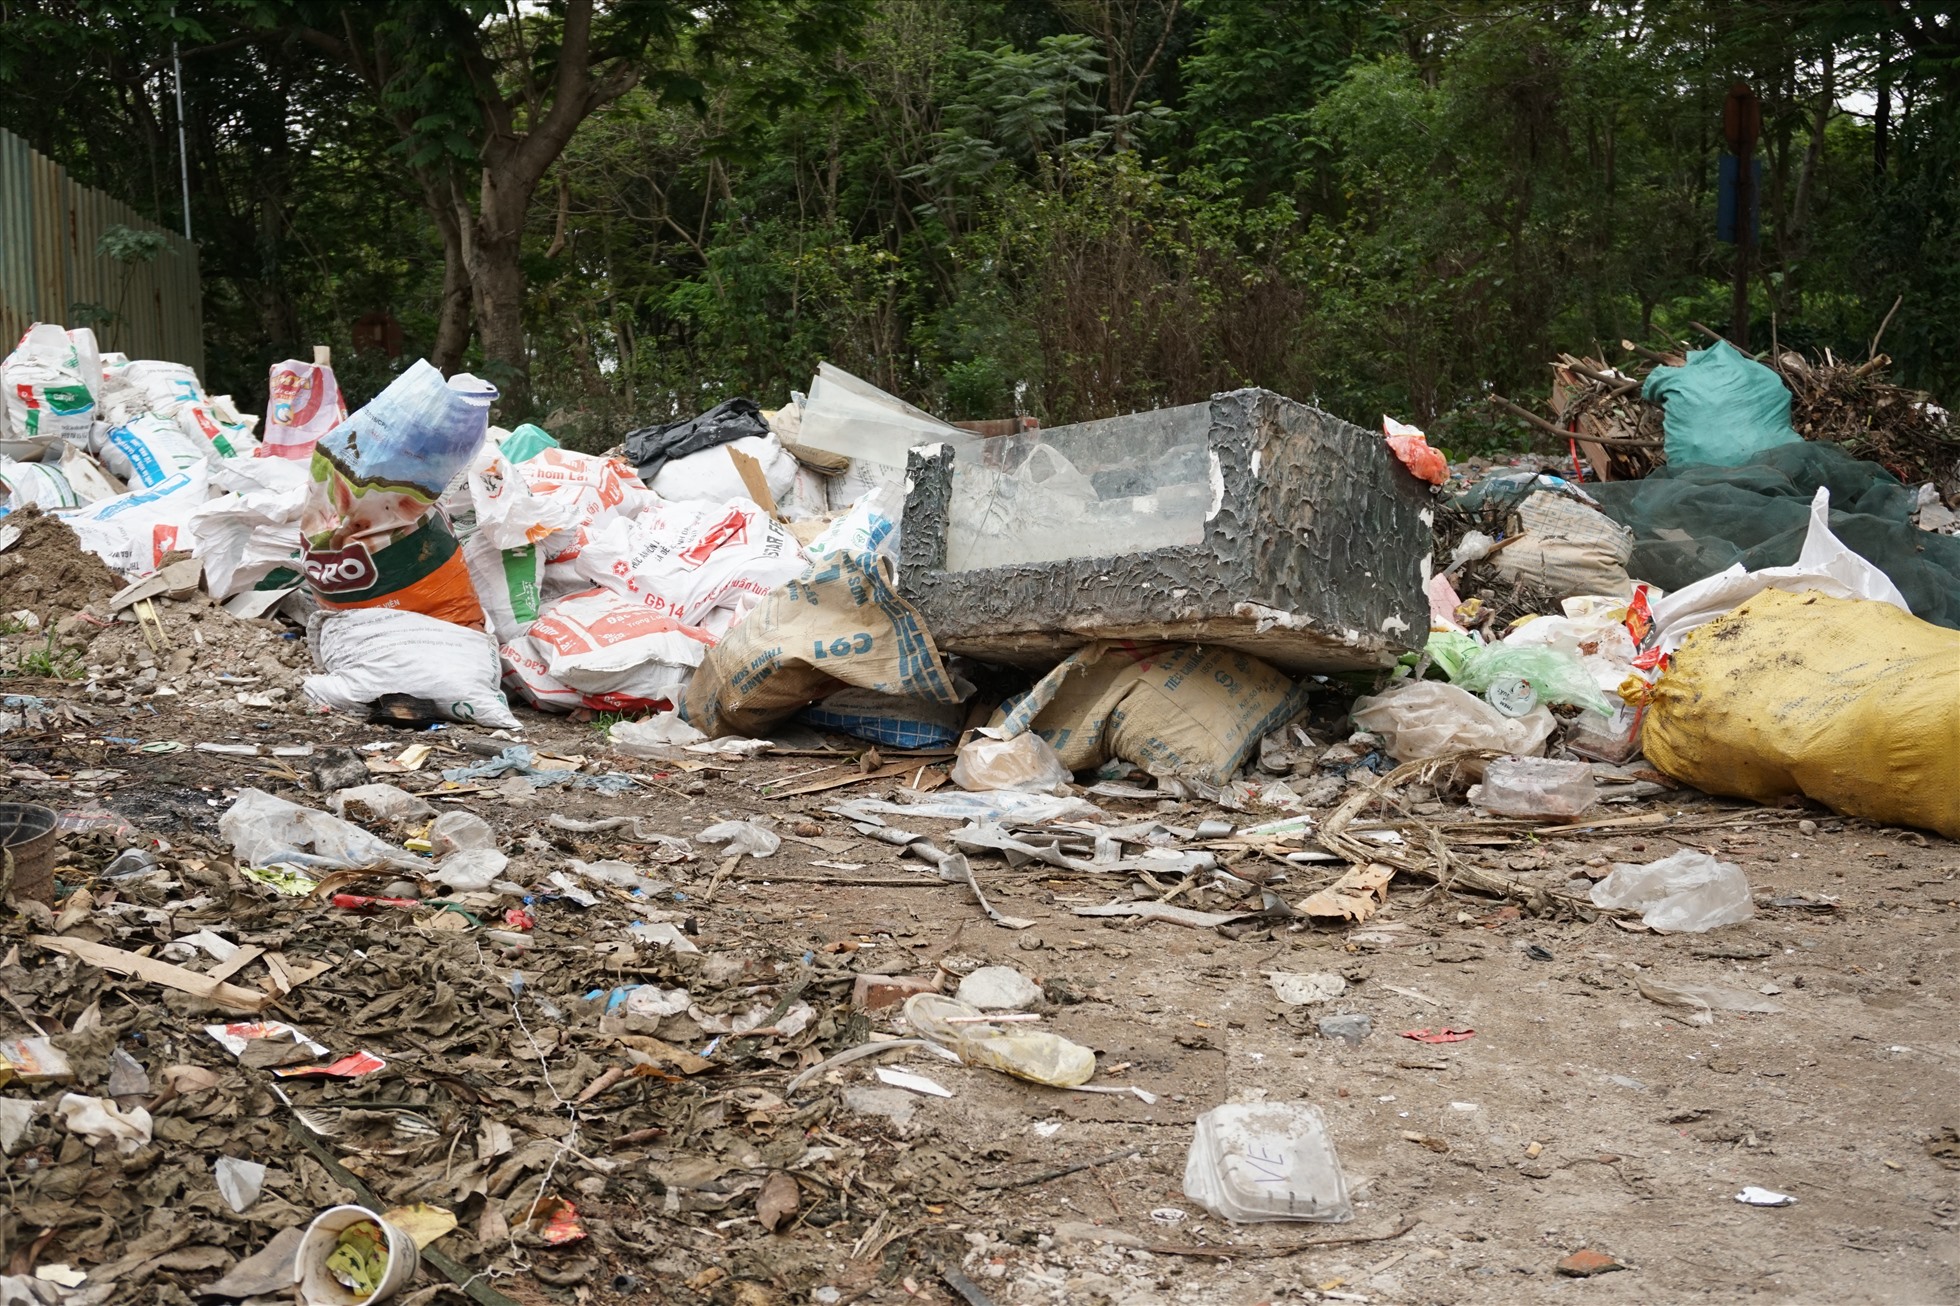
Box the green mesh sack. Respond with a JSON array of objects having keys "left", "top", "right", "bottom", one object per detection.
[{"left": 1589, "top": 442, "right": 1960, "bottom": 629}]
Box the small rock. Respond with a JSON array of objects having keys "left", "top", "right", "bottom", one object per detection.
[
  {"left": 1798, "top": 819, "right": 1817, "bottom": 835},
  {"left": 955, "top": 965, "right": 1042, "bottom": 1010},
  {"left": 851, "top": 973, "right": 938, "bottom": 1012},
  {"left": 1318, "top": 1013, "right": 1372, "bottom": 1045},
  {"left": 1556, "top": 1249, "right": 1623, "bottom": 1277},
  {"left": 841, "top": 1087, "right": 919, "bottom": 1127}
]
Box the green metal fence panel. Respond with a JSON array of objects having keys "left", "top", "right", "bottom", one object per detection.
[{"left": 0, "top": 126, "right": 202, "bottom": 372}]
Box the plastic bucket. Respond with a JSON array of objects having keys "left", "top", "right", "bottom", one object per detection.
[
  {"left": 295, "top": 1205, "right": 419, "bottom": 1305},
  {"left": 0, "top": 803, "right": 58, "bottom": 905}
]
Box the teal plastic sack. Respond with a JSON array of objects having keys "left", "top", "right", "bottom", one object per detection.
[
  {"left": 500, "top": 422, "right": 559, "bottom": 464},
  {"left": 1641, "top": 341, "right": 1801, "bottom": 467}
]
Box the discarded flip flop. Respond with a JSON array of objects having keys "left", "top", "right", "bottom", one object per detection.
[{"left": 1398, "top": 1028, "right": 1475, "bottom": 1044}]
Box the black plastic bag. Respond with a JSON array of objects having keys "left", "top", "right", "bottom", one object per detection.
[{"left": 621, "top": 397, "right": 769, "bottom": 483}]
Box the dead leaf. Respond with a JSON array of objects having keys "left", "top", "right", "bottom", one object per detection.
[
  {"left": 1296, "top": 862, "right": 1395, "bottom": 923},
  {"left": 160, "top": 1065, "right": 222, "bottom": 1095},
  {"left": 381, "top": 1203, "right": 458, "bottom": 1250},
  {"left": 756, "top": 1172, "right": 800, "bottom": 1233}
]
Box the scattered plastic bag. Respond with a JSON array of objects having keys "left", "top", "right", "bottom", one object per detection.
[
  {"left": 326, "top": 785, "right": 434, "bottom": 823},
  {"left": 697, "top": 819, "right": 781, "bottom": 859},
  {"left": 305, "top": 608, "right": 521, "bottom": 729},
  {"left": 56, "top": 1093, "right": 151, "bottom": 1155},
  {"left": 1350, "top": 680, "right": 1556, "bottom": 762},
  {"left": 2, "top": 324, "right": 98, "bottom": 452},
  {"left": 500, "top": 588, "right": 714, "bottom": 714},
  {"left": 1644, "top": 589, "right": 1959, "bottom": 838},
  {"left": 1642, "top": 340, "right": 1801, "bottom": 467},
  {"left": 950, "top": 732, "right": 1072, "bottom": 793},
  {"left": 685, "top": 549, "right": 963, "bottom": 737},
  {"left": 432, "top": 848, "right": 509, "bottom": 892},
  {"left": 1590, "top": 850, "right": 1754, "bottom": 932},
  {"left": 904, "top": 993, "right": 1095, "bottom": 1087},
  {"left": 1184, "top": 1102, "right": 1353, "bottom": 1223},
  {"left": 1382, "top": 416, "right": 1447, "bottom": 485},
  {"left": 431, "top": 810, "right": 497, "bottom": 855},
  {"left": 300, "top": 359, "right": 496, "bottom": 626},
  {"left": 263, "top": 358, "right": 347, "bottom": 460},
  {"left": 991, "top": 642, "right": 1307, "bottom": 786},
  {"left": 220, "top": 787, "right": 417, "bottom": 872}
]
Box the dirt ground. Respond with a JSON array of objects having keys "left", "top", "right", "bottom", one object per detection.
[{"left": 2, "top": 655, "right": 1958, "bottom": 1306}]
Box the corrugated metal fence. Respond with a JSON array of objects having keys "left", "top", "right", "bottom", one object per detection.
[{"left": 0, "top": 126, "right": 203, "bottom": 372}]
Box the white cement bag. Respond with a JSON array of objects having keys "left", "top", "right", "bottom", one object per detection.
[
  {"left": 60, "top": 463, "right": 211, "bottom": 576},
  {"left": 96, "top": 357, "right": 148, "bottom": 427},
  {"left": 649, "top": 433, "right": 797, "bottom": 506},
  {"left": 782, "top": 463, "right": 831, "bottom": 521},
  {"left": 100, "top": 414, "right": 212, "bottom": 487},
  {"left": 306, "top": 608, "right": 520, "bottom": 729},
  {"left": 501, "top": 586, "right": 714, "bottom": 711},
  {"left": 175, "top": 401, "right": 258, "bottom": 458},
  {"left": 1, "top": 324, "right": 99, "bottom": 449},
  {"left": 123, "top": 359, "right": 206, "bottom": 419},
  {"left": 802, "top": 481, "right": 902, "bottom": 572},
  {"left": 467, "top": 447, "right": 582, "bottom": 551},
  {"left": 569, "top": 498, "right": 808, "bottom": 626},
  {"left": 517, "top": 447, "right": 659, "bottom": 564},
  {"left": 0, "top": 459, "right": 80, "bottom": 511},
  {"left": 826, "top": 456, "right": 901, "bottom": 511},
  {"left": 463, "top": 530, "right": 546, "bottom": 644},
  {"left": 186, "top": 456, "right": 310, "bottom": 598}
]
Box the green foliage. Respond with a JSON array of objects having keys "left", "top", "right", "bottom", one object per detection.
[
  {"left": 3, "top": 0, "right": 1956, "bottom": 441},
  {"left": 13, "top": 634, "right": 82, "bottom": 681},
  {"left": 97, "top": 224, "right": 170, "bottom": 264}
]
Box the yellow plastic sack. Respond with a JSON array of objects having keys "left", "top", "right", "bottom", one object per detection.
[{"left": 1644, "top": 589, "right": 1960, "bottom": 837}]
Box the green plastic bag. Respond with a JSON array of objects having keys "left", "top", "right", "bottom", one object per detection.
[
  {"left": 1453, "top": 643, "right": 1611, "bottom": 717},
  {"left": 1641, "top": 341, "right": 1800, "bottom": 468}
]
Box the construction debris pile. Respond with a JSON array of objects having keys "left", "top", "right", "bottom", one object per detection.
[{"left": 0, "top": 318, "right": 1956, "bottom": 1304}]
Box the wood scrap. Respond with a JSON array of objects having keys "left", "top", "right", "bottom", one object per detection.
[{"left": 31, "top": 934, "right": 273, "bottom": 1014}]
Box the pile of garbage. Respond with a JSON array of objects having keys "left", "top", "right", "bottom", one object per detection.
[{"left": 0, "top": 315, "right": 1957, "bottom": 1302}]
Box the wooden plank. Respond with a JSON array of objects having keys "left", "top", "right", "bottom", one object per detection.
[
  {"left": 31, "top": 934, "right": 273, "bottom": 1014},
  {"left": 725, "top": 445, "right": 778, "bottom": 515},
  {"left": 203, "top": 943, "right": 265, "bottom": 985}
]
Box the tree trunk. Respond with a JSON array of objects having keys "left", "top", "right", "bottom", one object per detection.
[
  {"left": 432, "top": 220, "right": 472, "bottom": 376},
  {"left": 467, "top": 166, "right": 535, "bottom": 418}
]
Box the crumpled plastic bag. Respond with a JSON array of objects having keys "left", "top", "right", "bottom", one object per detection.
[
  {"left": 57, "top": 1093, "right": 151, "bottom": 1154},
  {"left": 697, "top": 819, "right": 780, "bottom": 859},
  {"left": 220, "top": 788, "right": 419, "bottom": 872},
  {"left": 1350, "top": 680, "right": 1555, "bottom": 763},
  {"left": 951, "top": 732, "right": 1072, "bottom": 794},
  {"left": 1590, "top": 850, "right": 1754, "bottom": 932},
  {"left": 1382, "top": 416, "right": 1447, "bottom": 485}
]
